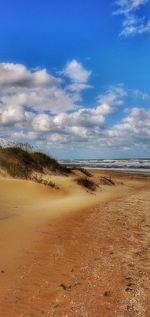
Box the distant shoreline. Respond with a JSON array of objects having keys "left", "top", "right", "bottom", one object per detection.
[{"left": 60, "top": 158, "right": 150, "bottom": 174}]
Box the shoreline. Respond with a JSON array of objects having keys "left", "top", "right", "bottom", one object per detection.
[
  {"left": 88, "top": 168, "right": 150, "bottom": 178},
  {"left": 87, "top": 168, "right": 150, "bottom": 174}
]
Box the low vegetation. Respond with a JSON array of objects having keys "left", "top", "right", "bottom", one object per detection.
[
  {"left": 31, "top": 151, "right": 70, "bottom": 174},
  {"left": 98, "top": 176, "right": 115, "bottom": 186},
  {"left": 76, "top": 177, "right": 97, "bottom": 191},
  {"left": 32, "top": 174, "right": 59, "bottom": 189},
  {"left": 0, "top": 157, "right": 30, "bottom": 179},
  {"left": 0, "top": 146, "right": 70, "bottom": 184},
  {"left": 73, "top": 167, "right": 92, "bottom": 177}
]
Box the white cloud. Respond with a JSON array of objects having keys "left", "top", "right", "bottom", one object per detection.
[
  {"left": 0, "top": 61, "right": 149, "bottom": 156},
  {"left": 32, "top": 114, "right": 52, "bottom": 132},
  {"left": 0, "top": 63, "right": 79, "bottom": 113},
  {"left": 31, "top": 85, "right": 126, "bottom": 136},
  {"left": 107, "top": 107, "right": 150, "bottom": 145},
  {"left": 114, "top": 0, "right": 149, "bottom": 15},
  {"left": 98, "top": 85, "right": 127, "bottom": 106},
  {"left": 0, "top": 61, "right": 93, "bottom": 116},
  {"left": 0, "top": 63, "right": 58, "bottom": 87},
  {"left": 31, "top": 92, "right": 150, "bottom": 153},
  {"left": 63, "top": 59, "right": 91, "bottom": 84},
  {"left": 132, "top": 89, "right": 149, "bottom": 100},
  {"left": 0, "top": 83, "right": 129, "bottom": 149},
  {"left": 120, "top": 14, "right": 150, "bottom": 36},
  {"left": 113, "top": 0, "right": 150, "bottom": 36},
  {"left": 66, "top": 83, "right": 92, "bottom": 92},
  {"left": 0, "top": 105, "right": 26, "bottom": 126}
]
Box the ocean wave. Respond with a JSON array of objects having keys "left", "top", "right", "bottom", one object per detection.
[{"left": 59, "top": 159, "right": 150, "bottom": 173}]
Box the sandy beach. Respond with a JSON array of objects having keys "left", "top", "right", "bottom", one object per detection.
[{"left": 0, "top": 171, "right": 150, "bottom": 317}]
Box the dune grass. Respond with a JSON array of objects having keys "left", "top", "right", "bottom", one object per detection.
[
  {"left": 76, "top": 177, "right": 97, "bottom": 191},
  {"left": 32, "top": 174, "right": 59, "bottom": 189},
  {"left": 98, "top": 176, "right": 115, "bottom": 186}
]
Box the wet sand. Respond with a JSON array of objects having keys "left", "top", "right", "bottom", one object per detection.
[{"left": 0, "top": 172, "right": 150, "bottom": 316}]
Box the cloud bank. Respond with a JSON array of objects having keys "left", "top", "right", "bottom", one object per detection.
[{"left": 0, "top": 61, "right": 149, "bottom": 157}]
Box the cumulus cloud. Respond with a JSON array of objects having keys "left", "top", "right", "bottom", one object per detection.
[
  {"left": 113, "top": 0, "right": 150, "bottom": 36},
  {"left": 31, "top": 85, "right": 126, "bottom": 140},
  {"left": 63, "top": 59, "right": 91, "bottom": 83},
  {"left": 0, "top": 62, "right": 78, "bottom": 114},
  {"left": 32, "top": 114, "right": 53, "bottom": 132},
  {"left": 0, "top": 61, "right": 149, "bottom": 156},
  {"left": 62, "top": 59, "right": 92, "bottom": 93},
  {"left": 0, "top": 105, "right": 26, "bottom": 126},
  {"left": 107, "top": 107, "right": 150, "bottom": 148},
  {"left": 0, "top": 63, "right": 60, "bottom": 87},
  {"left": 0, "top": 61, "right": 93, "bottom": 119},
  {"left": 6, "top": 103, "right": 150, "bottom": 154},
  {"left": 0, "top": 82, "right": 129, "bottom": 149}
]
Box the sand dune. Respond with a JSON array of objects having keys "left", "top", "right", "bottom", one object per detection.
[{"left": 0, "top": 171, "right": 150, "bottom": 316}]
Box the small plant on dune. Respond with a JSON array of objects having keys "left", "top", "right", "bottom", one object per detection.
[
  {"left": 32, "top": 174, "right": 43, "bottom": 184},
  {"left": 76, "top": 177, "right": 97, "bottom": 191},
  {"left": 47, "top": 180, "right": 59, "bottom": 189},
  {"left": 32, "top": 174, "right": 59, "bottom": 189},
  {"left": 98, "top": 176, "right": 115, "bottom": 186}
]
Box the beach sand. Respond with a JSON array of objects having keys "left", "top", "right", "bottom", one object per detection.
[{"left": 0, "top": 171, "right": 150, "bottom": 316}]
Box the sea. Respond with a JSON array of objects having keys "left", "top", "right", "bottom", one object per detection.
[{"left": 59, "top": 159, "right": 150, "bottom": 174}]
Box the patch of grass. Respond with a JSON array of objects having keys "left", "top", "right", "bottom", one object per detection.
[{"left": 76, "top": 177, "right": 97, "bottom": 191}]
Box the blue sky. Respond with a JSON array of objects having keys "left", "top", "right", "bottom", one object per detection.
[{"left": 0, "top": 0, "right": 150, "bottom": 158}]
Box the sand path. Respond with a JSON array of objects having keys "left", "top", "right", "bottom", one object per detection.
[
  {"left": 0, "top": 175, "right": 149, "bottom": 316},
  {"left": 0, "top": 176, "right": 120, "bottom": 296}
]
